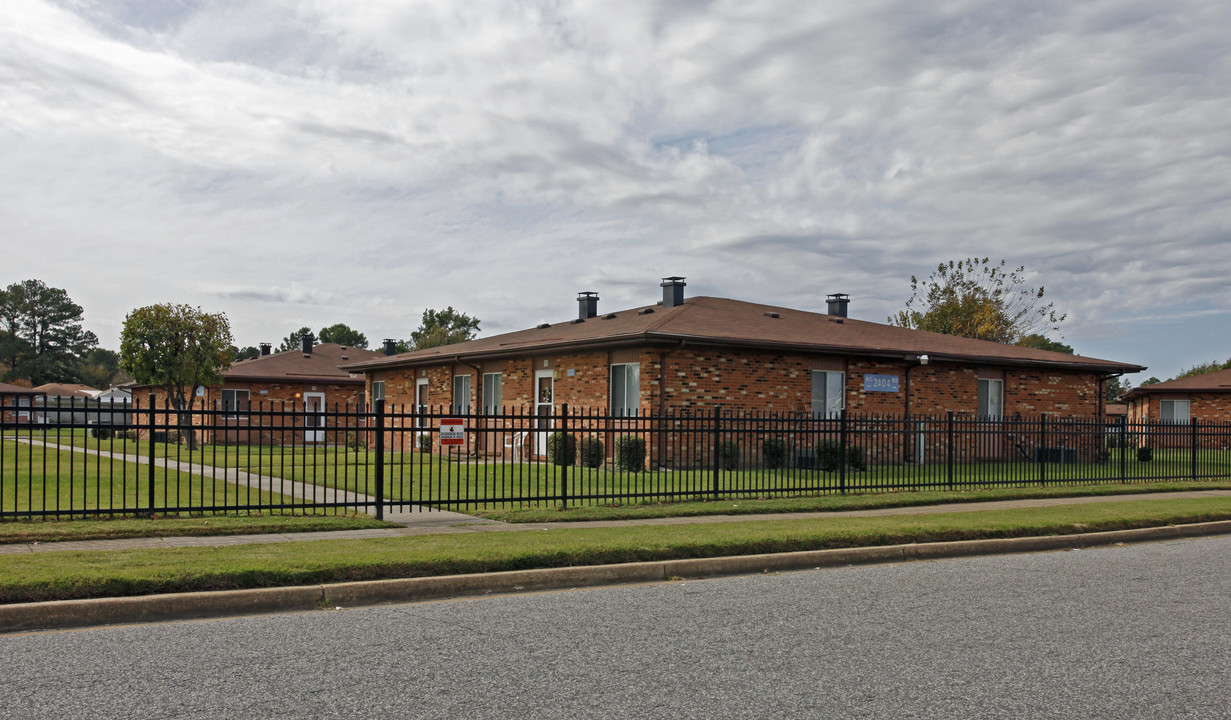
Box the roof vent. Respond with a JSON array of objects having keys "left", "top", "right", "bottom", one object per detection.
[
  {"left": 300, "top": 333, "right": 315, "bottom": 354},
  {"left": 603, "top": 313, "right": 617, "bottom": 320},
  {"left": 764, "top": 312, "right": 779, "bottom": 319},
  {"left": 537, "top": 323, "right": 551, "bottom": 329},
  {"left": 826, "top": 293, "right": 850, "bottom": 318},
  {"left": 577, "top": 291, "right": 599, "bottom": 321},
  {"left": 638, "top": 308, "right": 655, "bottom": 315},
  {"left": 259, "top": 343, "right": 272, "bottom": 356},
  {"left": 383, "top": 339, "right": 398, "bottom": 356},
  {"left": 661, "top": 276, "right": 686, "bottom": 309}
]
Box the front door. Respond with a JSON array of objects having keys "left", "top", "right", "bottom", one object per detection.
[
  {"left": 303, "top": 392, "right": 325, "bottom": 443},
  {"left": 534, "top": 370, "right": 554, "bottom": 456}
]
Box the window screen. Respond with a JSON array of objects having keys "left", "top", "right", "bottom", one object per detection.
[
  {"left": 811, "top": 371, "right": 845, "bottom": 417},
  {"left": 482, "top": 373, "right": 502, "bottom": 413},
  {"left": 611, "top": 363, "right": 640, "bottom": 417},
  {"left": 452, "top": 375, "right": 471, "bottom": 415},
  {"left": 1160, "top": 399, "right": 1189, "bottom": 424}
]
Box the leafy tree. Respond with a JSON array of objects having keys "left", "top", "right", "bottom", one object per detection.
[
  {"left": 73, "top": 347, "right": 124, "bottom": 388},
  {"left": 317, "top": 323, "right": 369, "bottom": 349},
  {"left": 1173, "top": 358, "right": 1231, "bottom": 380},
  {"left": 0, "top": 279, "right": 98, "bottom": 385},
  {"left": 1016, "top": 333, "right": 1073, "bottom": 354},
  {"left": 1140, "top": 377, "right": 1161, "bottom": 386},
  {"left": 889, "top": 258, "right": 1065, "bottom": 344},
  {"left": 1104, "top": 376, "right": 1129, "bottom": 403},
  {"left": 119, "top": 304, "right": 232, "bottom": 450},
  {"left": 409, "top": 307, "right": 480, "bottom": 350},
  {"left": 277, "top": 327, "right": 314, "bottom": 352},
  {"left": 232, "top": 346, "right": 260, "bottom": 362}
]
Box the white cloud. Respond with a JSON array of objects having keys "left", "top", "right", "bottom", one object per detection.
[{"left": 1, "top": 0, "right": 1229, "bottom": 381}]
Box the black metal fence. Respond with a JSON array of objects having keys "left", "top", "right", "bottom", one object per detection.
[{"left": 2, "top": 393, "right": 1230, "bottom": 520}]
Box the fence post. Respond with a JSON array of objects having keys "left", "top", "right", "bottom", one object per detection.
[
  {"left": 374, "top": 398, "right": 385, "bottom": 521},
  {"left": 946, "top": 411, "right": 955, "bottom": 490},
  {"left": 560, "top": 403, "right": 569, "bottom": 509},
  {"left": 1119, "top": 415, "right": 1127, "bottom": 482},
  {"left": 1191, "top": 418, "right": 1198, "bottom": 481},
  {"left": 712, "top": 405, "right": 721, "bottom": 500},
  {"left": 1038, "top": 414, "right": 1047, "bottom": 485},
  {"left": 839, "top": 408, "right": 848, "bottom": 494},
  {"left": 147, "top": 393, "right": 156, "bottom": 515}
]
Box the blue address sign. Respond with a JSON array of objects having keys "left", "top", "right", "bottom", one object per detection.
[{"left": 863, "top": 374, "right": 900, "bottom": 393}]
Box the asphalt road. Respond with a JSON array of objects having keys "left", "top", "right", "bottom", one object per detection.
[{"left": 3, "top": 537, "right": 1229, "bottom": 719}]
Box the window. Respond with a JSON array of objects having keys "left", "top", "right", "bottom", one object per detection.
[
  {"left": 977, "top": 379, "right": 1003, "bottom": 420},
  {"left": 371, "top": 380, "right": 385, "bottom": 402},
  {"left": 221, "top": 389, "right": 250, "bottom": 418},
  {"left": 611, "top": 363, "right": 640, "bottom": 417},
  {"left": 452, "top": 375, "right": 472, "bottom": 415},
  {"left": 811, "top": 371, "right": 845, "bottom": 418},
  {"left": 1160, "top": 399, "right": 1190, "bottom": 424},
  {"left": 482, "top": 373, "right": 502, "bottom": 413}
]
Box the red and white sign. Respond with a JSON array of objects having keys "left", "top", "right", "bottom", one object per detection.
[{"left": 439, "top": 418, "right": 466, "bottom": 446}]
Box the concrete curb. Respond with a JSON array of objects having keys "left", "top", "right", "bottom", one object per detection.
[{"left": 5, "top": 520, "right": 1231, "bottom": 634}]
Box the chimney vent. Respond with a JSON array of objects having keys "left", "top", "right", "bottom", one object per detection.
[
  {"left": 300, "top": 333, "right": 315, "bottom": 354},
  {"left": 577, "top": 291, "right": 599, "bottom": 321},
  {"left": 826, "top": 293, "right": 850, "bottom": 318},
  {"left": 259, "top": 343, "right": 271, "bottom": 356},
  {"left": 661, "top": 276, "right": 686, "bottom": 309},
  {"left": 383, "top": 339, "right": 398, "bottom": 356}
]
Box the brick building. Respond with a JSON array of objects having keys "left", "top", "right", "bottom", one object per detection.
[
  {"left": 1123, "top": 369, "right": 1231, "bottom": 424},
  {"left": 343, "top": 278, "right": 1143, "bottom": 459},
  {"left": 135, "top": 337, "right": 383, "bottom": 444},
  {"left": 0, "top": 382, "right": 43, "bottom": 424}
]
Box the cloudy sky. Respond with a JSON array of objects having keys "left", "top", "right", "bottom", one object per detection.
[{"left": 2, "top": 0, "right": 1229, "bottom": 383}]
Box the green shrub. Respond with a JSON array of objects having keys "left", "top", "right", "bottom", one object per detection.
[
  {"left": 579, "top": 436, "right": 605, "bottom": 468},
  {"left": 816, "top": 440, "right": 843, "bottom": 471},
  {"left": 1137, "top": 446, "right": 1153, "bottom": 463},
  {"left": 815, "top": 440, "right": 866, "bottom": 472},
  {"left": 761, "top": 437, "right": 787, "bottom": 469},
  {"left": 716, "top": 439, "right": 740, "bottom": 470},
  {"left": 846, "top": 445, "right": 867, "bottom": 471},
  {"left": 417, "top": 433, "right": 433, "bottom": 452},
  {"left": 616, "top": 435, "right": 646, "bottom": 472},
  {"left": 547, "top": 432, "right": 577, "bottom": 466},
  {"left": 345, "top": 432, "right": 366, "bottom": 451}
]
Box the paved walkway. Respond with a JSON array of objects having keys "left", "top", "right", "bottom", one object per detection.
[{"left": 2, "top": 489, "right": 1227, "bottom": 555}]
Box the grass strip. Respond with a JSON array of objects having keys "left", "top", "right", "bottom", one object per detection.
[
  {"left": 474, "top": 480, "right": 1231, "bottom": 522},
  {"left": 2, "top": 496, "right": 1230, "bottom": 604},
  {"left": 0, "top": 514, "right": 395, "bottom": 544}
]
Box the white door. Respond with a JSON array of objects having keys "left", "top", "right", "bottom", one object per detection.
[
  {"left": 303, "top": 392, "right": 325, "bottom": 443},
  {"left": 534, "top": 370, "right": 554, "bottom": 456}
]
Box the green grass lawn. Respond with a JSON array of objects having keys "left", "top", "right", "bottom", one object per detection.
[
  {"left": 2, "top": 495, "right": 1229, "bottom": 604},
  {"left": 0, "top": 513, "right": 396, "bottom": 544},
  {"left": 1, "top": 439, "right": 300, "bottom": 518}
]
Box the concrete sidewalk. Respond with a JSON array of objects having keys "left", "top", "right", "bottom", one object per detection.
[{"left": 2, "top": 488, "right": 1228, "bottom": 555}]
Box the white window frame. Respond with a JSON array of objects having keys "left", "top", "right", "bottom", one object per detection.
[
  {"left": 1160, "top": 399, "right": 1190, "bottom": 425},
  {"left": 812, "top": 371, "right": 845, "bottom": 418},
  {"left": 482, "top": 372, "right": 502, "bottom": 413},
  {"left": 452, "top": 374, "right": 472, "bottom": 415},
  {"left": 371, "top": 380, "right": 385, "bottom": 403},
  {"left": 978, "top": 378, "right": 1004, "bottom": 420},
  {"left": 610, "top": 363, "right": 640, "bottom": 417},
  {"left": 221, "top": 388, "right": 250, "bottom": 418}
]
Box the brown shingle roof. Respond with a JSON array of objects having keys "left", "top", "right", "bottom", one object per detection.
[
  {"left": 33, "top": 383, "right": 99, "bottom": 398},
  {"left": 0, "top": 382, "right": 44, "bottom": 396},
  {"left": 224, "top": 343, "right": 382, "bottom": 384},
  {"left": 1123, "top": 368, "right": 1231, "bottom": 399},
  {"left": 342, "top": 296, "right": 1143, "bottom": 374}
]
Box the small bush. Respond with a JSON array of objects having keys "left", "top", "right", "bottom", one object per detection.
[
  {"left": 815, "top": 440, "right": 866, "bottom": 472},
  {"left": 579, "top": 437, "right": 604, "bottom": 468},
  {"left": 845, "top": 446, "right": 867, "bottom": 472},
  {"left": 1137, "top": 446, "right": 1153, "bottom": 463},
  {"left": 716, "top": 439, "right": 740, "bottom": 470},
  {"left": 816, "top": 440, "right": 843, "bottom": 472},
  {"left": 345, "top": 432, "right": 366, "bottom": 451},
  {"left": 761, "top": 437, "right": 787, "bottom": 469},
  {"left": 547, "top": 432, "right": 577, "bottom": 466},
  {"left": 616, "top": 435, "right": 646, "bottom": 472},
  {"left": 417, "top": 433, "right": 433, "bottom": 452}
]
